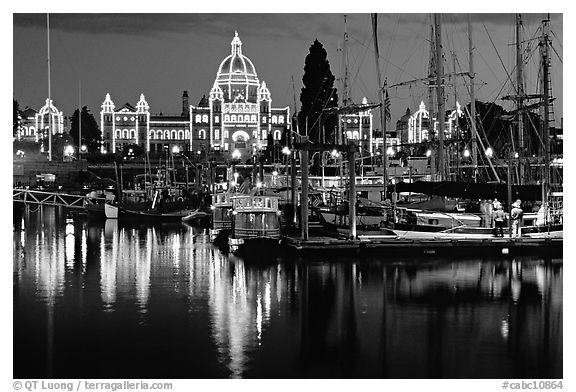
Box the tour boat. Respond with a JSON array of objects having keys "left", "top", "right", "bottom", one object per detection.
[
  {"left": 228, "top": 195, "right": 282, "bottom": 255},
  {"left": 209, "top": 192, "right": 235, "bottom": 242}
]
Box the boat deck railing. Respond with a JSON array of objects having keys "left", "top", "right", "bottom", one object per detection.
[
  {"left": 212, "top": 192, "right": 236, "bottom": 206},
  {"left": 234, "top": 227, "right": 281, "bottom": 238}
]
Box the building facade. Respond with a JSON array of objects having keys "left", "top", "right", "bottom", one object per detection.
[
  {"left": 17, "top": 98, "right": 65, "bottom": 143},
  {"left": 99, "top": 32, "right": 290, "bottom": 160}
]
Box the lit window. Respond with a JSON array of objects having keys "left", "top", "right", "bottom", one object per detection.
[
  {"left": 195, "top": 114, "right": 201, "bottom": 123},
  {"left": 178, "top": 130, "right": 184, "bottom": 139},
  {"left": 231, "top": 115, "right": 237, "bottom": 122},
  {"left": 157, "top": 130, "right": 163, "bottom": 139},
  {"left": 202, "top": 115, "right": 208, "bottom": 123},
  {"left": 215, "top": 129, "right": 220, "bottom": 139},
  {"left": 250, "top": 115, "right": 256, "bottom": 122},
  {"left": 223, "top": 131, "right": 229, "bottom": 139},
  {"left": 346, "top": 131, "right": 352, "bottom": 139},
  {"left": 224, "top": 114, "right": 230, "bottom": 122},
  {"left": 199, "top": 129, "right": 206, "bottom": 139},
  {"left": 352, "top": 131, "right": 359, "bottom": 139},
  {"left": 185, "top": 130, "right": 190, "bottom": 139},
  {"left": 165, "top": 130, "right": 170, "bottom": 139},
  {"left": 116, "top": 117, "right": 120, "bottom": 121},
  {"left": 279, "top": 115, "right": 284, "bottom": 124},
  {"left": 253, "top": 131, "right": 258, "bottom": 138},
  {"left": 272, "top": 115, "right": 278, "bottom": 124},
  {"left": 130, "top": 129, "right": 135, "bottom": 139},
  {"left": 215, "top": 116, "right": 219, "bottom": 123},
  {"left": 171, "top": 130, "right": 177, "bottom": 139},
  {"left": 123, "top": 129, "right": 129, "bottom": 139},
  {"left": 262, "top": 130, "right": 266, "bottom": 139},
  {"left": 262, "top": 117, "right": 267, "bottom": 123},
  {"left": 116, "top": 130, "right": 121, "bottom": 138},
  {"left": 274, "top": 130, "right": 281, "bottom": 140},
  {"left": 149, "top": 131, "right": 154, "bottom": 140}
]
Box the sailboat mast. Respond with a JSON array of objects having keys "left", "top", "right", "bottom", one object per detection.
[
  {"left": 516, "top": 14, "right": 525, "bottom": 154},
  {"left": 371, "top": 14, "right": 388, "bottom": 194},
  {"left": 541, "top": 16, "right": 551, "bottom": 197},
  {"left": 434, "top": 13, "right": 446, "bottom": 181},
  {"left": 79, "top": 80, "right": 82, "bottom": 156},
  {"left": 47, "top": 13, "right": 52, "bottom": 162},
  {"left": 468, "top": 14, "right": 478, "bottom": 180}
]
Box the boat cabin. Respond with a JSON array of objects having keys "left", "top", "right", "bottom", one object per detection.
[{"left": 231, "top": 195, "right": 281, "bottom": 239}]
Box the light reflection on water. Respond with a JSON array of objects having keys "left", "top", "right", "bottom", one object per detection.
[{"left": 13, "top": 206, "right": 562, "bottom": 379}]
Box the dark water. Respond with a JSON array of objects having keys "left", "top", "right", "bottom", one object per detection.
[{"left": 13, "top": 206, "right": 562, "bottom": 379}]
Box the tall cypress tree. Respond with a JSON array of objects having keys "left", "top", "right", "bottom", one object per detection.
[
  {"left": 298, "top": 39, "right": 339, "bottom": 144},
  {"left": 70, "top": 106, "right": 101, "bottom": 153}
]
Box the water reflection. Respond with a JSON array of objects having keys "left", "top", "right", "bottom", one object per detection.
[{"left": 13, "top": 206, "right": 562, "bottom": 379}]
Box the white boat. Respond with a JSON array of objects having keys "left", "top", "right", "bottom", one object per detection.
[{"left": 104, "top": 203, "right": 118, "bottom": 219}]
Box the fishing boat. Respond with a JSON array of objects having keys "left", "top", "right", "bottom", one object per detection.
[{"left": 228, "top": 195, "right": 282, "bottom": 255}]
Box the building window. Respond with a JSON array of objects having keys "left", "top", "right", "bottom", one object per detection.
[
  {"left": 165, "top": 130, "right": 171, "bottom": 139},
  {"left": 223, "top": 130, "right": 229, "bottom": 139},
  {"left": 195, "top": 114, "right": 201, "bottom": 123},
  {"left": 185, "top": 130, "right": 190, "bottom": 139},
  {"left": 215, "top": 129, "right": 220, "bottom": 139},
  {"left": 149, "top": 131, "right": 154, "bottom": 139},
  {"left": 274, "top": 130, "right": 282, "bottom": 140},
  {"left": 346, "top": 131, "right": 352, "bottom": 139},
  {"left": 178, "top": 130, "right": 184, "bottom": 139},
  {"left": 215, "top": 116, "right": 219, "bottom": 123},
  {"left": 262, "top": 117, "right": 267, "bottom": 123},
  {"left": 251, "top": 115, "right": 256, "bottom": 123},
  {"left": 123, "top": 129, "right": 129, "bottom": 139},
  {"left": 157, "top": 130, "right": 163, "bottom": 139},
  {"left": 352, "top": 131, "right": 359, "bottom": 139},
  {"left": 130, "top": 129, "right": 135, "bottom": 139},
  {"left": 272, "top": 115, "right": 278, "bottom": 124},
  {"left": 199, "top": 129, "right": 206, "bottom": 139},
  {"left": 224, "top": 114, "right": 230, "bottom": 122},
  {"left": 172, "top": 130, "right": 177, "bottom": 139},
  {"left": 231, "top": 115, "right": 237, "bottom": 122},
  {"left": 116, "top": 130, "right": 120, "bottom": 139},
  {"left": 279, "top": 115, "right": 284, "bottom": 124},
  {"left": 202, "top": 114, "right": 208, "bottom": 123},
  {"left": 253, "top": 131, "right": 258, "bottom": 139}
]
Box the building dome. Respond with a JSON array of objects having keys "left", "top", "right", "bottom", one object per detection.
[{"left": 215, "top": 31, "right": 260, "bottom": 103}]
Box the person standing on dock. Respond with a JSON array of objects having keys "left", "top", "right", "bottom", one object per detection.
[
  {"left": 493, "top": 204, "right": 506, "bottom": 237},
  {"left": 510, "top": 200, "right": 523, "bottom": 238}
]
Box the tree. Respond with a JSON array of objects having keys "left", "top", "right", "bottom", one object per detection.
[
  {"left": 13, "top": 98, "right": 22, "bottom": 137},
  {"left": 263, "top": 132, "right": 275, "bottom": 163},
  {"left": 298, "top": 39, "right": 339, "bottom": 144},
  {"left": 69, "top": 106, "right": 101, "bottom": 153}
]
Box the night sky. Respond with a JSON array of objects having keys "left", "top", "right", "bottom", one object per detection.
[{"left": 12, "top": 12, "right": 563, "bottom": 127}]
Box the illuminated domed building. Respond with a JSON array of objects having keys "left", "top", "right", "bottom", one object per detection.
[
  {"left": 100, "top": 32, "right": 290, "bottom": 159},
  {"left": 17, "top": 98, "right": 65, "bottom": 143}
]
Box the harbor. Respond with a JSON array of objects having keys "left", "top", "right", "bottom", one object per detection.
[{"left": 13, "top": 12, "right": 563, "bottom": 382}]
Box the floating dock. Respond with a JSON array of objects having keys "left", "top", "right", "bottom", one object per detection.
[{"left": 281, "top": 234, "right": 562, "bottom": 257}]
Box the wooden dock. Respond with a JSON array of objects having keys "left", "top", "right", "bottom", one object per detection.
[{"left": 281, "top": 234, "right": 562, "bottom": 257}]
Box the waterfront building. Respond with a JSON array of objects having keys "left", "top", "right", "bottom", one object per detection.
[
  {"left": 395, "top": 101, "right": 462, "bottom": 145},
  {"left": 339, "top": 97, "right": 375, "bottom": 154},
  {"left": 17, "top": 98, "right": 65, "bottom": 142},
  {"left": 99, "top": 32, "right": 290, "bottom": 159}
]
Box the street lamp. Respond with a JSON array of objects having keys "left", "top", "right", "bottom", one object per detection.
[
  {"left": 426, "top": 149, "right": 432, "bottom": 157},
  {"left": 232, "top": 149, "right": 241, "bottom": 160},
  {"left": 172, "top": 145, "right": 181, "bottom": 154},
  {"left": 463, "top": 148, "right": 470, "bottom": 158},
  {"left": 485, "top": 147, "right": 494, "bottom": 158},
  {"left": 282, "top": 146, "right": 291, "bottom": 156}
]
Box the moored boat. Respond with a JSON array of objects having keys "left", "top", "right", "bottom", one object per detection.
[{"left": 228, "top": 195, "right": 282, "bottom": 254}]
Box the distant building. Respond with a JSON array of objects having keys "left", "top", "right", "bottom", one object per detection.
[
  {"left": 17, "top": 98, "right": 65, "bottom": 142},
  {"left": 339, "top": 97, "right": 375, "bottom": 154},
  {"left": 99, "top": 32, "right": 290, "bottom": 159},
  {"left": 395, "top": 101, "right": 462, "bottom": 145}
]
